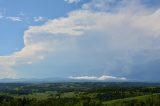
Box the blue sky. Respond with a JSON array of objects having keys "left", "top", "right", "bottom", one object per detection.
[
  {"left": 0, "top": 0, "right": 89, "bottom": 55},
  {"left": 0, "top": 0, "right": 160, "bottom": 81}
]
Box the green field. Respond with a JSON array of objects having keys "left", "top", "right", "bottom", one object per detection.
[
  {"left": 104, "top": 94, "right": 160, "bottom": 106},
  {"left": 0, "top": 82, "right": 159, "bottom": 106}
]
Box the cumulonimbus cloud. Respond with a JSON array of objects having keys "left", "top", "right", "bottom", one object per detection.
[{"left": 0, "top": 0, "right": 160, "bottom": 80}]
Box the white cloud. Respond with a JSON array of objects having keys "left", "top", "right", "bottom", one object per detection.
[
  {"left": 69, "top": 76, "right": 97, "bottom": 80},
  {"left": 0, "top": 0, "right": 160, "bottom": 79},
  {"left": 64, "top": 0, "right": 80, "bottom": 4},
  {"left": 0, "top": 13, "right": 43, "bottom": 23},
  {"left": 34, "top": 16, "right": 45, "bottom": 22},
  {"left": 69, "top": 75, "right": 127, "bottom": 81},
  {"left": 6, "top": 16, "right": 22, "bottom": 22},
  {"left": 0, "top": 56, "right": 17, "bottom": 79}
]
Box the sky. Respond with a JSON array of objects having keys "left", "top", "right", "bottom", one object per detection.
[{"left": 0, "top": 0, "right": 160, "bottom": 81}]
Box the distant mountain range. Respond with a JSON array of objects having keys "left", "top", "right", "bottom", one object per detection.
[
  {"left": 0, "top": 78, "right": 71, "bottom": 83},
  {"left": 0, "top": 77, "right": 160, "bottom": 84}
]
